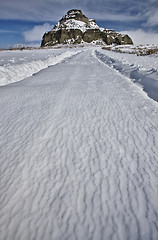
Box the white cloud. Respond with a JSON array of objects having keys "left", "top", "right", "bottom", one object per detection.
[
  {"left": 0, "top": 0, "right": 149, "bottom": 22},
  {"left": 23, "top": 23, "right": 52, "bottom": 42},
  {"left": 121, "top": 29, "right": 158, "bottom": 45},
  {"left": 0, "top": 0, "right": 71, "bottom": 21},
  {"left": 85, "top": 10, "right": 140, "bottom": 22},
  {"left": 0, "top": 30, "right": 18, "bottom": 33},
  {"left": 146, "top": 10, "right": 158, "bottom": 27}
]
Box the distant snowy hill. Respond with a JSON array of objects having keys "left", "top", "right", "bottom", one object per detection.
[{"left": 41, "top": 9, "right": 133, "bottom": 46}]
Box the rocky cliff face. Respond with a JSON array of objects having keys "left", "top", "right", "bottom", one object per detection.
[{"left": 41, "top": 9, "right": 133, "bottom": 47}]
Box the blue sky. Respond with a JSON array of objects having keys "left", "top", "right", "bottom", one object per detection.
[{"left": 0, "top": 0, "right": 158, "bottom": 48}]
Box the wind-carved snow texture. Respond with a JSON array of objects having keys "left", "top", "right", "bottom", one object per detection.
[{"left": 0, "top": 49, "right": 158, "bottom": 240}]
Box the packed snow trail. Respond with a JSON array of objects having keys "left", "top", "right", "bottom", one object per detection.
[{"left": 0, "top": 49, "right": 158, "bottom": 240}]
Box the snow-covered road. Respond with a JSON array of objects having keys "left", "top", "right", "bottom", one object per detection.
[{"left": 0, "top": 49, "right": 158, "bottom": 240}]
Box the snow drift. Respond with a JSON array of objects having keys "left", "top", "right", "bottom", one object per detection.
[
  {"left": 95, "top": 49, "right": 158, "bottom": 102},
  {"left": 0, "top": 49, "right": 81, "bottom": 86}
]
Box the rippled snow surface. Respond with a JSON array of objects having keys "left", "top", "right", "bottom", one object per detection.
[{"left": 0, "top": 48, "right": 158, "bottom": 240}]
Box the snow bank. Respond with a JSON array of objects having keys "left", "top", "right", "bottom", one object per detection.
[
  {"left": 95, "top": 49, "right": 158, "bottom": 102},
  {"left": 0, "top": 49, "right": 81, "bottom": 86}
]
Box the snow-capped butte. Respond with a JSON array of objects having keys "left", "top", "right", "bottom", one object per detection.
[
  {"left": 53, "top": 10, "right": 100, "bottom": 32},
  {"left": 54, "top": 19, "right": 100, "bottom": 32},
  {"left": 41, "top": 9, "right": 133, "bottom": 46}
]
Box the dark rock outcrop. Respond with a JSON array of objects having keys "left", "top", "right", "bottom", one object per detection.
[{"left": 41, "top": 9, "right": 133, "bottom": 47}]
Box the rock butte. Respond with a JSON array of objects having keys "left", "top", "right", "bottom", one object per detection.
[{"left": 41, "top": 9, "right": 133, "bottom": 47}]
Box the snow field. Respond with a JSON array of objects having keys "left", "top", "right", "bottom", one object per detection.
[
  {"left": 1, "top": 46, "right": 158, "bottom": 103},
  {"left": 0, "top": 49, "right": 158, "bottom": 240},
  {"left": 106, "top": 44, "right": 158, "bottom": 55}
]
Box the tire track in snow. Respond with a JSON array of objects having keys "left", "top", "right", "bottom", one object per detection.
[{"left": 0, "top": 49, "right": 158, "bottom": 240}]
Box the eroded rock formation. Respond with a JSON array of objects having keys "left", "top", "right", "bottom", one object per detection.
[{"left": 41, "top": 9, "right": 133, "bottom": 46}]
